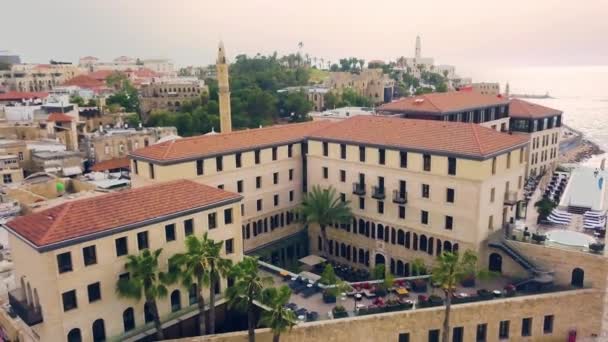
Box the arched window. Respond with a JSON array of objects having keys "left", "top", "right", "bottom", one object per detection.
[
  {"left": 189, "top": 283, "right": 198, "bottom": 305},
  {"left": 571, "top": 268, "right": 584, "bottom": 287},
  {"left": 252, "top": 222, "right": 257, "bottom": 237},
  {"left": 334, "top": 241, "right": 339, "bottom": 256},
  {"left": 358, "top": 249, "right": 364, "bottom": 264},
  {"left": 377, "top": 224, "right": 384, "bottom": 240},
  {"left": 428, "top": 237, "right": 434, "bottom": 255},
  {"left": 390, "top": 258, "right": 396, "bottom": 274},
  {"left": 396, "top": 260, "right": 404, "bottom": 276},
  {"left": 453, "top": 243, "right": 459, "bottom": 253},
  {"left": 67, "top": 328, "right": 82, "bottom": 342},
  {"left": 391, "top": 228, "right": 396, "bottom": 244},
  {"left": 405, "top": 232, "right": 411, "bottom": 248},
  {"left": 436, "top": 239, "right": 443, "bottom": 255},
  {"left": 329, "top": 240, "right": 334, "bottom": 255},
  {"left": 371, "top": 222, "right": 375, "bottom": 238},
  {"left": 384, "top": 226, "right": 389, "bottom": 242},
  {"left": 365, "top": 221, "right": 370, "bottom": 237},
  {"left": 92, "top": 319, "right": 106, "bottom": 342},
  {"left": 420, "top": 235, "right": 428, "bottom": 251},
  {"left": 346, "top": 245, "right": 351, "bottom": 261},
  {"left": 123, "top": 308, "right": 135, "bottom": 332},
  {"left": 171, "top": 290, "right": 181, "bottom": 312},
  {"left": 245, "top": 224, "right": 250, "bottom": 239},
  {"left": 340, "top": 243, "right": 346, "bottom": 258},
  {"left": 413, "top": 233, "right": 418, "bottom": 251},
  {"left": 444, "top": 241, "right": 452, "bottom": 253},
  {"left": 397, "top": 229, "right": 405, "bottom": 245},
  {"left": 489, "top": 253, "right": 503, "bottom": 273},
  {"left": 404, "top": 263, "right": 410, "bottom": 277},
  {"left": 144, "top": 302, "right": 154, "bottom": 323},
  {"left": 365, "top": 251, "right": 369, "bottom": 266},
  {"left": 318, "top": 236, "right": 322, "bottom": 251},
  {"left": 359, "top": 221, "right": 365, "bottom": 234}
]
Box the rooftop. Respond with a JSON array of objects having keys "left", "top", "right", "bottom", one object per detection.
[
  {"left": 130, "top": 121, "right": 334, "bottom": 163},
  {"left": 5, "top": 180, "right": 241, "bottom": 250},
  {"left": 62, "top": 74, "right": 106, "bottom": 89},
  {"left": 0, "top": 92, "right": 49, "bottom": 102},
  {"left": 47, "top": 113, "right": 74, "bottom": 123},
  {"left": 309, "top": 116, "right": 529, "bottom": 159},
  {"left": 378, "top": 91, "right": 508, "bottom": 114},
  {"left": 509, "top": 98, "right": 562, "bottom": 119},
  {"left": 90, "top": 157, "right": 130, "bottom": 172},
  {"left": 560, "top": 167, "right": 608, "bottom": 211}
]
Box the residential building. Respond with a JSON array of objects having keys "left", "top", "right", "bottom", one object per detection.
[
  {"left": 0, "top": 64, "right": 84, "bottom": 92},
  {"left": 278, "top": 86, "right": 329, "bottom": 112},
  {"left": 325, "top": 69, "right": 395, "bottom": 104},
  {"left": 0, "top": 154, "right": 24, "bottom": 185},
  {"left": 310, "top": 106, "right": 375, "bottom": 122},
  {"left": 0, "top": 139, "right": 29, "bottom": 170},
  {"left": 509, "top": 98, "right": 562, "bottom": 177},
  {"left": 3, "top": 180, "right": 242, "bottom": 341},
  {"left": 139, "top": 77, "right": 208, "bottom": 119},
  {"left": 31, "top": 150, "right": 84, "bottom": 176},
  {"left": 472, "top": 82, "right": 500, "bottom": 96},
  {"left": 377, "top": 91, "right": 510, "bottom": 132}
]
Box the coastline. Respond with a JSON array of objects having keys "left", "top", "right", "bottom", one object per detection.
[{"left": 559, "top": 138, "right": 605, "bottom": 164}]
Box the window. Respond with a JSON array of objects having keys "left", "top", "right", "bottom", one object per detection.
[
  {"left": 3, "top": 174, "right": 12, "bottom": 184},
  {"left": 499, "top": 320, "right": 509, "bottom": 339},
  {"left": 137, "top": 231, "right": 149, "bottom": 250},
  {"left": 165, "top": 224, "right": 176, "bottom": 241},
  {"left": 476, "top": 324, "right": 487, "bottom": 342},
  {"left": 428, "top": 329, "right": 440, "bottom": 342},
  {"left": 399, "top": 206, "right": 406, "bottom": 219},
  {"left": 57, "top": 252, "right": 73, "bottom": 273},
  {"left": 340, "top": 170, "right": 346, "bottom": 182},
  {"left": 288, "top": 144, "right": 293, "bottom": 158},
  {"left": 491, "top": 157, "right": 497, "bottom": 175},
  {"left": 87, "top": 282, "right": 101, "bottom": 302},
  {"left": 378, "top": 148, "right": 385, "bottom": 165},
  {"left": 340, "top": 193, "right": 346, "bottom": 202},
  {"left": 289, "top": 169, "right": 294, "bottom": 180},
  {"left": 448, "top": 157, "right": 457, "bottom": 175},
  {"left": 216, "top": 156, "right": 223, "bottom": 171},
  {"left": 519, "top": 147, "right": 525, "bottom": 163},
  {"left": 62, "top": 290, "right": 77, "bottom": 311},
  {"left": 196, "top": 159, "right": 204, "bottom": 175},
  {"left": 400, "top": 151, "right": 408, "bottom": 168},
  {"left": 237, "top": 180, "right": 243, "bottom": 193},
  {"left": 421, "top": 210, "right": 429, "bottom": 224},
  {"left": 322, "top": 167, "right": 328, "bottom": 179},
  {"left": 272, "top": 147, "right": 278, "bottom": 160},
  {"left": 323, "top": 142, "right": 329, "bottom": 156},
  {"left": 340, "top": 144, "right": 346, "bottom": 159},
  {"left": 149, "top": 163, "right": 155, "bottom": 179},
  {"left": 377, "top": 201, "right": 384, "bottom": 214},
  {"left": 423, "top": 154, "right": 431, "bottom": 171},
  {"left": 133, "top": 160, "right": 138, "bottom": 174},
  {"left": 289, "top": 190, "right": 294, "bottom": 202},
  {"left": 446, "top": 188, "right": 455, "bottom": 203},
  {"left": 359, "top": 197, "right": 365, "bottom": 210},
  {"left": 115, "top": 237, "right": 128, "bottom": 256},
  {"left": 543, "top": 315, "right": 553, "bottom": 334},
  {"left": 488, "top": 215, "right": 494, "bottom": 230},
  {"left": 170, "top": 290, "right": 181, "bottom": 312},
  {"left": 257, "top": 199, "right": 263, "bottom": 211},
  {"left": 452, "top": 327, "right": 464, "bottom": 342},
  {"left": 521, "top": 318, "right": 532, "bottom": 337},
  {"left": 123, "top": 308, "right": 135, "bottom": 332},
  {"left": 92, "top": 319, "right": 106, "bottom": 342},
  {"left": 208, "top": 212, "right": 217, "bottom": 229},
  {"left": 225, "top": 238, "right": 234, "bottom": 254},
  {"left": 217, "top": 184, "right": 224, "bottom": 190},
  {"left": 274, "top": 194, "right": 279, "bottom": 206},
  {"left": 235, "top": 153, "right": 242, "bottom": 168},
  {"left": 273, "top": 172, "right": 279, "bottom": 184},
  {"left": 82, "top": 246, "right": 97, "bottom": 266},
  {"left": 398, "top": 333, "right": 410, "bottom": 342},
  {"left": 490, "top": 188, "right": 495, "bottom": 202},
  {"left": 422, "top": 184, "right": 430, "bottom": 198},
  {"left": 256, "top": 176, "right": 262, "bottom": 189},
  {"left": 445, "top": 216, "right": 453, "bottom": 230},
  {"left": 359, "top": 146, "right": 366, "bottom": 162},
  {"left": 184, "top": 219, "right": 194, "bottom": 236},
  {"left": 506, "top": 152, "right": 511, "bottom": 169},
  {"left": 255, "top": 150, "right": 261, "bottom": 164}
]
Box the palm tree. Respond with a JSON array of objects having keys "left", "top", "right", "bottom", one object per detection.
[
  {"left": 297, "top": 185, "right": 352, "bottom": 258},
  {"left": 168, "top": 235, "right": 209, "bottom": 335},
  {"left": 201, "top": 234, "right": 233, "bottom": 334},
  {"left": 431, "top": 250, "right": 480, "bottom": 342},
  {"left": 227, "top": 257, "right": 273, "bottom": 342},
  {"left": 260, "top": 286, "right": 297, "bottom": 342},
  {"left": 116, "top": 249, "right": 169, "bottom": 340}
]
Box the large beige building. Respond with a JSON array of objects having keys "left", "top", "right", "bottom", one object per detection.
[
  {"left": 4, "top": 180, "right": 242, "bottom": 342},
  {"left": 0, "top": 64, "right": 84, "bottom": 92},
  {"left": 472, "top": 82, "right": 500, "bottom": 96},
  {"left": 509, "top": 98, "right": 562, "bottom": 178},
  {"left": 139, "top": 77, "right": 208, "bottom": 119},
  {"left": 325, "top": 69, "right": 395, "bottom": 104}
]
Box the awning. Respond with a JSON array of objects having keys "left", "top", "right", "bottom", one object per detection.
[
  {"left": 62, "top": 166, "right": 83, "bottom": 176},
  {"left": 298, "top": 255, "right": 326, "bottom": 267}
]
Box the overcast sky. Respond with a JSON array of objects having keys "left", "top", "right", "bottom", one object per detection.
[{"left": 3, "top": 0, "right": 607, "bottom": 70}]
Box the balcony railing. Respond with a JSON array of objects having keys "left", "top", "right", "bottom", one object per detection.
[
  {"left": 8, "top": 289, "right": 43, "bottom": 326},
  {"left": 504, "top": 190, "right": 519, "bottom": 205},
  {"left": 393, "top": 190, "right": 408, "bottom": 204},
  {"left": 352, "top": 182, "right": 366, "bottom": 196},
  {"left": 371, "top": 186, "right": 385, "bottom": 199}
]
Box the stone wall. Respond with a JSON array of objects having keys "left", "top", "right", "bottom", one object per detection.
[{"left": 173, "top": 289, "right": 599, "bottom": 342}]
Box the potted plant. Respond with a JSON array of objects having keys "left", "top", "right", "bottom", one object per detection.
[
  {"left": 531, "top": 233, "right": 547, "bottom": 244},
  {"left": 332, "top": 305, "right": 348, "bottom": 319},
  {"left": 322, "top": 289, "right": 336, "bottom": 303},
  {"left": 589, "top": 242, "right": 605, "bottom": 254},
  {"left": 504, "top": 284, "right": 516, "bottom": 297}
]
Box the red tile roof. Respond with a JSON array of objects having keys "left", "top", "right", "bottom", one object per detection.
[
  {"left": 0, "top": 91, "right": 49, "bottom": 101},
  {"left": 5, "top": 180, "right": 241, "bottom": 249},
  {"left": 62, "top": 74, "right": 106, "bottom": 89},
  {"left": 309, "top": 116, "right": 529, "bottom": 159},
  {"left": 90, "top": 157, "right": 130, "bottom": 172},
  {"left": 378, "top": 91, "right": 509, "bottom": 114},
  {"left": 88, "top": 70, "right": 116, "bottom": 81},
  {"left": 47, "top": 113, "right": 74, "bottom": 123},
  {"left": 131, "top": 121, "right": 335, "bottom": 163},
  {"left": 509, "top": 98, "right": 562, "bottom": 119}
]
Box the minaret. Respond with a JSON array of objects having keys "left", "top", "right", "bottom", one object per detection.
[
  {"left": 505, "top": 82, "right": 510, "bottom": 98},
  {"left": 216, "top": 41, "right": 232, "bottom": 133},
  {"left": 415, "top": 36, "right": 421, "bottom": 59}
]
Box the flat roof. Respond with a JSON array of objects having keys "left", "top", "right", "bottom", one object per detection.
[
  {"left": 378, "top": 91, "right": 509, "bottom": 115},
  {"left": 560, "top": 167, "right": 608, "bottom": 211}
]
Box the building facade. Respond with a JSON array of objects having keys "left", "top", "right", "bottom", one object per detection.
[
  {"left": 509, "top": 98, "right": 562, "bottom": 178},
  {"left": 472, "top": 82, "right": 500, "bottom": 96},
  {"left": 3, "top": 180, "right": 242, "bottom": 342},
  {"left": 139, "top": 77, "right": 208, "bottom": 119},
  {"left": 325, "top": 69, "right": 395, "bottom": 104},
  {"left": 0, "top": 64, "right": 84, "bottom": 92},
  {"left": 0, "top": 154, "right": 24, "bottom": 185}
]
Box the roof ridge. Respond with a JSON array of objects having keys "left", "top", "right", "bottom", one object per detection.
[
  {"left": 470, "top": 124, "right": 485, "bottom": 155},
  {"left": 420, "top": 94, "right": 442, "bottom": 112},
  {"left": 39, "top": 201, "right": 73, "bottom": 243}
]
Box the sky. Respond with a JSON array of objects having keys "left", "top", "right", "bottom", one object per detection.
[{"left": 3, "top": 0, "right": 607, "bottom": 71}]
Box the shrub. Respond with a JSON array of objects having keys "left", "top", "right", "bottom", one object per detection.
[
  {"left": 589, "top": 242, "right": 605, "bottom": 254},
  {"left": 332, "top": 305, "right": 348, "bottom": 318}
]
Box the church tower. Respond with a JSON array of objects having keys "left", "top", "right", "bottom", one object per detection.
[
  {"left": 217, "top": 41, "right": 232, "bottom": 133},
  {"left": 415, "top": 35, "right": 421, "bottom": 59}
]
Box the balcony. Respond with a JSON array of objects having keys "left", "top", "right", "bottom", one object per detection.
[
  {"left": 371, "top": 186, "right": 385, "bottom": 199},
  {"left": 504, "top": 191, "right": 519, "bottom": 205},
  {"left": 8, "top": 289, "right": 43, "bottom": 326},
  {"left": 393, "top": 190, "right": 408, "bottom": 204},
  {"left": 352, "top": 182, "right": 366, "bottom": 196}
]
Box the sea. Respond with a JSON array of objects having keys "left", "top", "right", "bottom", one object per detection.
[{"left": 465, "top": 65, "right": 608, "bottom": 167}]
